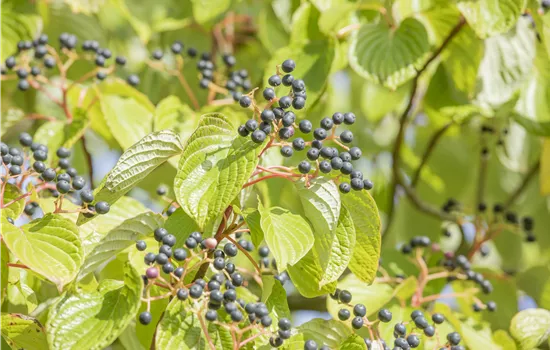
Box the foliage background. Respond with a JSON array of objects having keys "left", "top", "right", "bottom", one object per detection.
[{"left": 1, "top": 0, "right": 550, "bottom": 349}]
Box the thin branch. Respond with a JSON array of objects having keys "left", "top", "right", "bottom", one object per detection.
[
  {"left": 411, "top": 121, "right": 454, "bottom": 188},
  {"left": 224, "top": 234, "right": 262, "bottom": 276},
  {"left": 384, "top": 16, "right": 466, "bottom": 237},
  {"left": 503, "top": 160, "right": 541, "bottom": 210}
]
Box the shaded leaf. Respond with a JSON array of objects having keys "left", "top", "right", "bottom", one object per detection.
[{"left": 349, "top": 18, "right": 430, "bottom": 89}]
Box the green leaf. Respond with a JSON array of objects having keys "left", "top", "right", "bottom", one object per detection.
[
  {"left": 1, "top": 108, "right": 25, "bottom": 136},
  {"left": 457, "top": 0, "right": 526, "bottom": 38},
  {"left": 63, "top": 0, "right": 104, "bottom": 14},
  {"left": 77, "top": 130, "right": 183, "bottom": 225},
  {"left": 243, "top": 209, "right": 264, "bottom": 248},
  {"left": 1, "top": 214, "right": 83, "bottom": 291},
  {"left": 102, "top": 95, "right": 153, "bottom": 151},
  {"left": 164, "top": 208, "right": 201, "bottom": 249},
  {"left": 393, "top": 276, "right": 418, "bottom": 300},
  {"left": 342, "top": 191, "right": 381, "bottom": 284},
  {"left": 155, "top": 298, "right": 233, "bottom": 349},
  {"left": 262, "top": 276, "right": 290, "bottom": 320},
  {"left": 349, "top": 18, "right": 431, "bottom": 89},
  {"left": 79, "top": 196, "right": 149, "bottom": 253},
  {"left": 1, "top": 313, "right": 48, "bottom": 350},
  {"left": 360, "top": 81, "right": 409, "bottom": 122},
  {"left": 78, "top": 212, "right": 164, "bottom": 279},
  {"left": 191, "top": 0, "right": 231, "bottom": 25},
  {"left": 327, "top": 275, "right": 393, "bottom": 318},
  {"left": 284, "top": 318, "right": 352, "bottom": 349},
  {"left": 1, "top": 9, "right": 42, "bottom": 61},
  {"left": 493, "top": 330, "right": 518, "bottom": 350},
  {"left": 2, "top": 184, "right": 25, "bottom": 220},
  {"left": 296, "top": 178, "right": 341, "bottom": 238},
  {"left": 286, "top": 248, "right": 337, "bottom": 298},
  {"left": 110, "top": 0, "right": 151, "bottom": 43},
  {"left": 542, "top": 139, "right": 550, "bottom": 196},
  {"left": 33, "top": 110, "right": 91, "bottom": 166},
  {"left": 339, "top": 334, "right": 368, "bottom": 350},
  {"left": 153, "top": 96, "right": 197, "bottom": 142},
  {"left": 290, "top": 2, "right": 325, "bottom": 44},
  {"left": 296, "top": 178, "right": 353, "bottom": 285},
  {"left": 258, "top": 3, "right": 290, "bottom": 54},
  {"left": 174, "top": 113, "right": 264, "bottom": 230},
  {"left": 46, "top": 261, "right": 142, "bottom": 350},
  {"left": 258, "top": 202, "right": 314, "bottom": 272},
  {"left": 1, "top": 241, "right": 8, "bottom": 302},
  {"left": 263, "top": 39, "right": 335, "bottom": 109},
  {"left": 318, "top": 2, "right": 357, "bottom": 35},
  {"left": 477, "top": 16, "right": 536, "bottom": 107},
  {"left": 510, "top": 308, "right": 550, "bottom": 350}
]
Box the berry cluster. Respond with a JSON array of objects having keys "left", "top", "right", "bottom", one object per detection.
[
  {"left": 401, "top": 235, "right": 497, "bottom": 314},
  {"left": 2, "top": 33, "right": 137, "bottom": 90},
  {"left": 136, "top": 227, "right": 294, "bottom": 347},
  {"left": 237, "top": 58, "right": 374, "bottom": 194},
  {"left": 315, "top": 288, "right": 465, "bottom": 350},
  {"left": 1, "top": 133, "right": 107, "bottom": 220}
]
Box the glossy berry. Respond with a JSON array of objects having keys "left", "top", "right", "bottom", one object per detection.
[
  {"left": 343, "top": 112, "right": 356, "bottom": 125},
  {"left": 407, "top": 334, "right": 420, "bottom": 348},
  {"left": 339, "top": 290, "right": 352, "bottom": 303},
  {"left": 282, "top": 112, "right": 296, "bottom": 126},
  {"left": 363, "top": 179, "right": 374, "bottom": 190},
  {"left": 299, "top": 120, "right": 313, "bottom": 133},
  {"left": 338, "top": 308, "right": 351, "bottom": 320},
  {"left": 313, "top": 128, "right": 327, "bottom": 140},
  {"left": 292, "top": 96, "right": 305, "bottom": 109},
  {"left": 306, "top": 148, "right": 319, "bottom": 161},
  {"left": 162, "top": 234, "right": 176, "bottom": 247},
  {"left": 268, "top": 75, "right": 281, "bottom": 86},
  {"left": 282, "top": 74, "right": 294, "bottom": 86},
  {"left": 349, "top": 147, "right": 362, "bottom": 160},
  {"left": 353, "top": 304, "right": 366, "bottom": 317},
  {"left": 136, "top": 240, "right": 147, "bottom": 251},
  {"left": 351, "top": 178, "right": 364, "bottom": 191},
  {"left": 340, "top": 130, "right": 353, "bottom": 143},
  {"left": 127, "top": 74, "right": 140, "bottom": 86},
  {"left": 447, "top": 332, "right": 461, "bottom": 345},
  {"left": 189, "top": 284, "right": 203, "bottom": 299},
  {"left": 251, "top": 130, "right": 267, "bottom": 143},
  {"left": 56, "top": 180, "right": 71, "bottom": 194},
  {"left": 280, "top": 146, "right": 293, "bottom": 157},
  {"left": 281, "top": 59, "right": 296, "bottom": 73},
  {"left": 351, "top": 316, "right": 364, "bottom": 329},
  {"left": 263, "top": 88, "right": 276, "bottom": 100},
  {"left": 319, "top": 160, "right": 332, "bottom": 173},
  {"left": 80, "top": 189, "right": 94, "bottom": 203},
  {"left": 139, "top": 311, "right": 152, "bottom": 325},
  {"left": 378, "top": 308, "right": 392, "bottom": 322},
  {"left": 423, "top": 325, "right": 436, "bottom": 337},
  {"left": 270, "top": 336, "right": 284, "bottom": 347},
  {"left": 298, "top": 161, "right": 311, "bottom": 174},
  {"left": 18, "top": 80, "right": 29, "bottom": 91},
  {"left": 278, "top": 127, "right": 294, "bottom": 140},
  {"left": 394, "top": 323, "right": 407, "bottom": 336},
  {"left": 261, "top": 109, "right": 275, "bottom": 122},
  {"left": 292, "top": 138, "right": 306, "bottom": 151},
  {"left": 339, "top": 182, "right": 351, "bottom": 194},
  {"left": 278, "top": 317, "right": 291, "bottom": 330},
  {"left": 279, "top": 96, "right": 292, "bottom": 109},
  {"left": 414, "top": 316, "right": 429, "bottom": 329},
  {"left": 33, "top": 161, "right": 46, "bottom": 173},
  {"left": 304, "top": 340, "right": 318, "bottom": 350},
  {"left": 95, "top": 201, "right": 110, "bottom": 214},
  {"left": 486, "top": 301, "right": 497, "bottom": 312},
  {"left": 152, "top": 49, "right": 163, "bottom": 60},
  {"left": 185, "top": 237, "right": 198, "bottom": 249}
]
